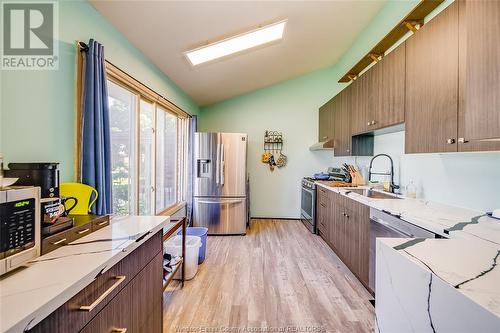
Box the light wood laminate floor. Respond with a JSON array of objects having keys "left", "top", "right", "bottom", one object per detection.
[{"left": 163, "top": 219, "right": 374, "bottom": 333}]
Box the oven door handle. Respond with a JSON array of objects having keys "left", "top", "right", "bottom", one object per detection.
[{"left": 371, "top": 216, "right": 413, "bottom": 238}]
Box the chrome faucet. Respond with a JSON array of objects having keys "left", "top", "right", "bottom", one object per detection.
[{"left": 368, "top": 154, "right": 400, "bottom": 193}]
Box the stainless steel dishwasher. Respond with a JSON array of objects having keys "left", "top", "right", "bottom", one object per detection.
[{"left": 369, "top": 208, "right": 441, "bottom": 294}]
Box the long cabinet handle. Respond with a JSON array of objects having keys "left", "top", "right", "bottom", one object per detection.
[
  {"left": 112, "top": 329, "right": 127, "bottom": 333},
  {"left": 79, "top": 276, "right": 126, "bottom": 311},
  {"left": 97, "top": 220, "right": 109, "bottom": 226},
  {"left": 51, "top": 238, "right": 67, "bottom": 245}
]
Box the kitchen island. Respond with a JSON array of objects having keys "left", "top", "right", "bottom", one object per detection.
[
  {"left": 0, "top": 215, "right": 172, "bottom": 333},
  {"left": 315, "top": 182, "right": 500, "bottom": 332}
]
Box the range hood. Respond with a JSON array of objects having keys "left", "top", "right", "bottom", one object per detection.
[{"left": 309, "top": 139, "right": 334, "bottom": 151}]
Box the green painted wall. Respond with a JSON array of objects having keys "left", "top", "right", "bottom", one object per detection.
[
  {"left": 200, "top": 0, "right": 500, "bottom": 218},
  {"left": 0, "top": 0, "right": 199, "bottom": 182},
  {"left": 200, "top": 0, "right": 421, "bottom": 218}
]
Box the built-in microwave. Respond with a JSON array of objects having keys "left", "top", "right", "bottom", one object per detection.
[{"left": 0, "top": 187, "right": 41, "bottom": 276}]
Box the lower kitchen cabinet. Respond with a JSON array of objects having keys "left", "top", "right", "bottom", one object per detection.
[
  {"left": 29, "top": 232, "right": 163, "bottom": 333},
  {"left": 316, "top": 187, "right": 330, "bottom": 237},
  {"left": 316, "top": 187, "right": 370, "bottom": 288},
  {"left": 80, "top": 282, "right": 133, "bottom": 333},
  {"left": 81, "top": 253, "right": 163, "bottom": 333},
  {"left": 344, "top": 197, "right": 370, "bottom": 286}
]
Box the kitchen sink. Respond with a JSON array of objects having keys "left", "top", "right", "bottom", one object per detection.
[{"left": 346, "top": 188, "right": 402, "bottom": 199}]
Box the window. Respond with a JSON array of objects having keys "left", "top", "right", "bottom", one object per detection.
[
  {"left": 139, "top": 99, "right": 155, "bottom": 215},
  {"left": 105, "top": 63, "right": 190, "bottom": 216},
  {"left": 156, "top": 107, "right": 178, "bottom": 212},
  {"left": 108, "top": 81, "right": 137, "bottom": 215}
]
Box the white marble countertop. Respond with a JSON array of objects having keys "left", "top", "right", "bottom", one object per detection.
[
  {"left": 0, "top": 215, "right": 172, "bottom": 333},
  {"left": 380, "top": 237, "right": 500, "bottom": 318},
  {"left": 315, "top": 182, "right": 500, "bottom": 318},
  {"left": 315, "top": 182, "right": 500, "bottom": 244}
]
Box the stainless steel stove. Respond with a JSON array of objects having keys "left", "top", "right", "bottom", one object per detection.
[{"left": 300, "top": 168, "right": 348, "bottom": 234}]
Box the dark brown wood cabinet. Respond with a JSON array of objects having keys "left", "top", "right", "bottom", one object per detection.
[
  {"left": 349, "top": 78, "right": 366, "bottom": 136},
  {"left": 458, "top": 0, "right": 500, "bottom": 151},
  {"left": 376, "top": 44, "right": 405, "bottom": 129},
  {"left": 318, "top": 0, "right": 500, "bottom": 154},
  {"left": 343, "top": 197, "right": 370, "bottom": 286},
  {"left": 318, "top": 102, "right": 333, "bottom": 142},
  {"left": 30, "top": 231, "right": 163, "bottom": 333},
  {"left": 316, "top": 188, "right": 370, "bottom": 288},
  {"left": 405, "top": 0, "right": 500, "bottom": 154},
  {"left": 405, "top": 1, "right": 459, "bottom": 154},
  {"left": 349, "top": 42, "right": 405, "bottom": 134},
  {"left": 332, "top": 90, "right": 351, "bottom": 156},
  {"left": 316, "top": 187, "right": 329, "bottom": 237}
]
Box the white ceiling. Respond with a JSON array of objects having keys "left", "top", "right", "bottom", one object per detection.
[{"left": 90, "top": 1, "right": 386, "bottom": 106}]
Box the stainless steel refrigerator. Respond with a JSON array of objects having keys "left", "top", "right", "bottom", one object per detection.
[{"left": 193, "top": 132, "right": 248, "bottom": 235}]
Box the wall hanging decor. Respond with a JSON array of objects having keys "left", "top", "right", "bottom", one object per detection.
[{"left": 261, "top": 131, "right": 287, "bottom": 172}]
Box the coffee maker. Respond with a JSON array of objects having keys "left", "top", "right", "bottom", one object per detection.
[
  {"left": 4, "top": 163, "right": 73, "bottom": 235},
  {"left": 5, "top": 163, "right": 59, "bottom": 198}
]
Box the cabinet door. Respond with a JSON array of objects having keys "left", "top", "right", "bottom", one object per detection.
[
  {"left": 333, "top": 91, "right": 351, "bottom": 156},
  {"left": 316, "top": 188, "right": 328, "bottom": 237},
  {"left": 458, "top": 0, "right": 500, "bottom": 151},
  {"left": 405, "top": 1, "right": 459, "bottom": 153},
  {"left": 318, "top": 103, "right": 331, "bottom": 142},
  {"left": 331, "top": 192, "right": 346, "bottom": 259},
  {"left": 376, "top": 44, "right": 405, "bottom": 129},
  {"left": 344, "top": 198, "right": 370, "bottom": 287},
  {"left": 349, "top": 79, "right": 367, "bottom": 135},
  {"left": 131, "top": 253, "right": 163, "bottom": 333}
]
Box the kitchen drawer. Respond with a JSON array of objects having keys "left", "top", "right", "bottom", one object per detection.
[
  {"left": 92, "top": 215, "right": 110, "bottom": 231},
  {"left": 81, "top": 252, "right": 163, "bottom": 333},
  {"left": 41, "top": 216, "right": 111, "bottom": 255},
  {"left": 42, "top": 223, "right": 93, "bottom": 254},
  {"left": 29, "top": 231, "right": 162, "bottom": 333},
  {"left": 80, "top": 277, "right": 133, "bottom": 333}
]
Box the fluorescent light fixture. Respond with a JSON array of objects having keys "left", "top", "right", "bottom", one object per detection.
[{"left": 185, "top": 20, "right": 287, "bottom": 66}]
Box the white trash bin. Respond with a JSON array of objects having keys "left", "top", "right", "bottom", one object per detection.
[{"left": 164, "top": 235, "right": 202, "bottom": 280}]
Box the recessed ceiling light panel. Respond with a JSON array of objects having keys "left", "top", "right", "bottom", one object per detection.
[{"left": 185, "top": 20, "right": 287, "bottom": 66}]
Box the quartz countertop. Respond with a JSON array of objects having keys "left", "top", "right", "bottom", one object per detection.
[
  {"left": 315, "top": 182, "right": 500, "bottom": 319},
  {"left": 0, "top": 215, "right": 172, "bottom": 333},
  {"left": 381, "top": 237, "right": 500, "bottom": 318},
  {"left": 315, "top": 182, "right": 500, "bottom": 244}
]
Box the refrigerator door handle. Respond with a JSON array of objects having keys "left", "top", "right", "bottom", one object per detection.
[
  {"left": 220, "top": 143, "right": 225, "bottom": 186},
  {"left": 215, "top": 143, "right": 220, "bottom": 185},
  {"left": 197, "top": 199, "right": 244, "bottom": 204}
]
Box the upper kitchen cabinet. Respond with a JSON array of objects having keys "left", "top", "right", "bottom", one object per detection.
[
  {"left": 350, "top": 41, "right": 405, "bottom": 135},
  {"left": 333, "top": 90, "right": 351, "bottom": 156},
  {"left": 405, "top": 1, "right": 459, "bottom": 154},
  {"left": 457, "top": 0, "right": 500, "bottom": 151},
  {"left": 376, "top": 44, "right": 405, "bottom": 129},
  {"left": 350, "top": 76, "right": 368, "bottom": 135},
  {"left": 318, "top": 102, "right": 333, "bottom": 143}
]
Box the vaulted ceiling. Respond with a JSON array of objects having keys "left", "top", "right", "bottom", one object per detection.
[{"left": 91, "top": 1, "right": 386, "bottom": 106}]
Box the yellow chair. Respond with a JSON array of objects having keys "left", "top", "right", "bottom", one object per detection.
[{"left": 60, "top": 182, "right": 98, "bottom": 215}]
